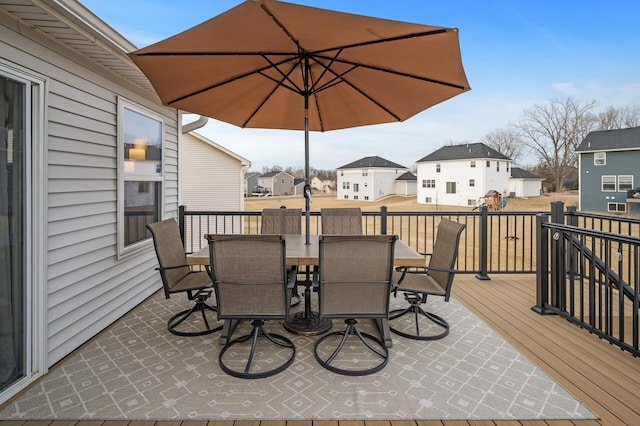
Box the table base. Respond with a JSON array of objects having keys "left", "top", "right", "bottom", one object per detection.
[{"left": 284, "top": 311, "right": 332, "bottom": 336}]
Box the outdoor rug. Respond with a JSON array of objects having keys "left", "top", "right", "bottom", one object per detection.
[{"left": 0, "top": 290, "right": 595, "bottom": 421}]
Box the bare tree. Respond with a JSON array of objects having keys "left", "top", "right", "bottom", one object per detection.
[
  {"left": 480, "top": 127, "right": 526, "bottom": 163},
  {"left": 597, "top": 105, "right": 640, "bottom": 130},
  {"left": 516, "top": 97, "right": 597, "bottom": 192}
]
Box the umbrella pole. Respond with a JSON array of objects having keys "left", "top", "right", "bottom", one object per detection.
[{"left": 304, "top": 61, "right": 311, "bottom": 246}]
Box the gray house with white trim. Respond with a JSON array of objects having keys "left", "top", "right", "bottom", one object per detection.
[{"left": 576, "top": 127, "right": 640, "bottom": 215}]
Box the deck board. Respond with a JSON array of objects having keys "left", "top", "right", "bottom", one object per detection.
[{"left": 5, "top": 274, "right": 640, "bottom": 425}]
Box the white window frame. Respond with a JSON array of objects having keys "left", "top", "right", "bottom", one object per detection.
[
  {"left": 117, "top": 97, "right": 165, "bottom": 258},
  {"left": 608, "top": 202, "right": 626, "bottom": 212},
  {"left": 601, "top": 175, "right": 616, "bottom": 192},
  {"left": 618, "top": 175, "right": 633, "bottom": 192},
  {"left": 594, "top": 152, "right": 606, "bottom": 166},
  {"left": 446, "top": 181, "right": 457, "bottom": 194}
]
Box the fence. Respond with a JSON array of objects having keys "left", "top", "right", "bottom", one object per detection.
[
  {"left": 179, "top": 205, "right": 542, "bottom": 277},
  {"left": 535, "top": 202, "right": 640, "bottom": 356}
]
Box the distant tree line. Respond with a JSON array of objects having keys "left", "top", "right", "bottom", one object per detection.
[
  {"left": 257, "top": 165, "right": 337, "bottom": 181},
  {"left": 478, "top": 97, "right": 640, "bottom": 192}
]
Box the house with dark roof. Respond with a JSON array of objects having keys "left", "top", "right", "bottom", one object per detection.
[
  {"left": 395, "top": 171, "right": 418, "bottom": 196},
  {"left": 509, "top": 167, "right": 543, "bottom": 197},
  {"left": 576, "top": 127, "right": 640, "bottom": 215},
  {"left": 336, "top": 156, "right": 409, "bottom": 201},
  {"left": 257, "top": 170, "right": 295, "bottom": 196},
  {"left": 244, "top": 172, "right": 262, "bottom": 196},
  {"left": 416, "top": 143, "right": 512, "bottom": 207}
]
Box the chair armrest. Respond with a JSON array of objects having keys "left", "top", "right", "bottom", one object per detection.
[
  {"left": 155, "top": 264, "right": 189, "bottom": 272},
  {"left": 312, "top": 266, "right": 320, "bottom": 290}
]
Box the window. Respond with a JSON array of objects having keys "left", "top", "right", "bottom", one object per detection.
[
  {"left": 354, "top": 195, "right": 359, "bottom": 200},
  {"left": 601, "top": 175, "right": 616, "bottom": 191},
  {"left": 362, "top": 170, "right": 368, "bottom": 176},
  {"left": 506, "top": 163, "right": 510, "bottom": 172},
  {"left": 470, "top": 161, "right": 476, "bottom": 168},
  {"left": 446, "top": 182, "right": 456, "bottom": 194},
  {"left": 436, "top": 163, "right": 441, "bottom": 173},
  {"left": 353, "top": 183, "right": 359, "bottom": 192},
  {"left": 422, "top": 179, "right": 426, "bottom": 188},
  {"left": 425, "top": 179, "right": 435, "bottom": 188},
  {"left": 469, "top": 179, "right": 475, "bottom": 187},
  {"left": 118, "top": 98, "right": 163, "bottom": 255},
  {"left": 608, "top": 203, "right": 626, "bottom": 212},
  {"left": 467, "top": 199, "right": 476, "bottom": 206},
  {"left": 425, "top": 197, "right": 433, "bottom": 203},
  {"left": 594, "top": 152, "right": 606, "bottom": 166},
  {"left": 496, "top": 162, "right": 500, "bottom": 172},
  {"left": 343, "top": 195, "right": 348, "bottom": 199},
  {"left": 486, "top": 160, "right": 490, "bottom": 167},
  {"left": 342, "top": 182, "right": 350, "bottom": 189},
  {"left": 618, "top": 175, "right": 633, "bottom": 192},
  {"left": 364, "top": 196, "right": 369, "bottom": 200}
]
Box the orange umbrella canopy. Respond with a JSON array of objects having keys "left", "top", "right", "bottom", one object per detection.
[{"left": 129, "top": 0, "right": 470, "bottom": 132}]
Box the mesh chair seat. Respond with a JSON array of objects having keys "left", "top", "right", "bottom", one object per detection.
[
  {"left": 206, "top": 234, "right": 296, "bottom": 379},
  {"left": 147, "top": 219, "right": 223, "bottom": 337},
  {"left": 389, "top": 218, "right": 466, "bottom": 341},
  {"left": 313, "top": 234, "right": 397, "bottom": 376},
  {"left": 321, "top": 208, "right": 363, "bottom": 235}
]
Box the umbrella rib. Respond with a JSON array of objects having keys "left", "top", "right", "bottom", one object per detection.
[{"left": 315, "top": 54, "right": 468, "bottom": 91}]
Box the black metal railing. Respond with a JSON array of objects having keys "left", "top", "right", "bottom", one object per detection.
[
  {"left": 179, "top": 205, "right": 542, "bottom": 276},
  {"left": 535, "top": 202, "right": 640, "bottom": 356}
]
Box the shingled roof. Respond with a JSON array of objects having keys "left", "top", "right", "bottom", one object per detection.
[
  {"left": 337, "top": 156, "right": 407, "bottom": 170},
  {"left": 576, "top": 126, "right": 640, "bottom": 152},
  {"left": 417, "top": 142, "right": 510, "bottom": 162},
  {"left": 510, "top": 167, "right": 541, "bottom": 179},
  {"left": 396, "top": 171, "right": 417, "bottom": 181}
]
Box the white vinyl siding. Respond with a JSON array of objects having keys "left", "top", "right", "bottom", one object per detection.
[{"left": 2, "top": 14, "right": 179, "bottom": 369}]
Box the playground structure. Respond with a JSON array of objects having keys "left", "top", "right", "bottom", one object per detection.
[{"left": 474, "top": 189, "right": 505, "bottom": 211}]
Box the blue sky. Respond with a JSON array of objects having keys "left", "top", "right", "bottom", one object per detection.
[{"left": 81, "top": 0, "right": 640, "bottom": 171}]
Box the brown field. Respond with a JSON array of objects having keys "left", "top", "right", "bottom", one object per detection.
[{"left": 244, "top": 191, "right": 579, "bottom": 212}]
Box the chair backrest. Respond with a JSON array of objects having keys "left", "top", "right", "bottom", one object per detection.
[
  {"left": 321, "top": 208, "right": 363, "bottom": 235},
  {"left": 261, "top": 208, "right": 302, "bottom": 234},
  {"left": 147, "top": 219, "right": 190, "bottom": 297},
  {"left": 318, "top": 234, "right": 397, "bottom": 318},
  {"left": 206, "top": 234, "right": 288, "bottom": 319},
  {"left": 428, "top": 219, "right": 466, "bottom": 297}
]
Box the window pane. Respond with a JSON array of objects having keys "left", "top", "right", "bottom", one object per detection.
[
  {"left": 602, "top": 176, "right": 616, "bottom": 191},
  {"left": 618, "top": 175, "right": 633, "bottom": 191},
  {"left": 124, "top": 181, "right": 160, "bottom": 246},
  {"left": 594, "top": 152, "right": 606, "bottom": 166},
  {"left": 123, "top": 107, "right": 162, "bottom": 177}
]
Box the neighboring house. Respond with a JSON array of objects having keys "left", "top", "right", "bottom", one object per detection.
[
  {"left": 180, "top": 130, "right": 250, "bottom": 236},
  {"left": 395, "top": 171, "right": 418, "bottom": 196},
  {"left": 509, "top": 167, "right": 543, "bottom": 198},
  {"left": 293, "top": 178, "right": 306, "bottom": 195},
  {"left": 416, "top": 143, "right": 512, "bottom": 207},
  {"left": 336, "top": 156, "right": 409, "bottom": 201},
  {"left": 244, "top": 171, "right": 261, "bottom": 196},
  {"left": 0, "top": 0, "right": 184, "bottom": 402},
  {"left": 576, "top": 127, "right": 640, "bottom": 215},
  {"left": 311, "top": 176, "right": 335, "bottom": 193},
  {"left": 258, "top": 170, "right": 295, "bottom": 195}
]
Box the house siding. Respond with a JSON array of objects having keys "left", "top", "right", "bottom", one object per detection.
[
  {"left": 2, "top": 9, "right": 177, "bottom": 366},
  {"left": 579, "top": 151, "right": 640, "bottom": 213},
  {"left": 416, "top": 159, "right": 511, "bottom": 207},
  {"left": 338, "top": 168, "right": 407, "bottom": 201}
]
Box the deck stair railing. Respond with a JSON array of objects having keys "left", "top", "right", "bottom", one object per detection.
[{"left": 535, "top": 202, "right": 640, "bottom": 356}]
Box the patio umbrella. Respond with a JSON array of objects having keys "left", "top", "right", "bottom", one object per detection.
[{"left": 129, "top": 0, "right": 470, "bottom": 244}]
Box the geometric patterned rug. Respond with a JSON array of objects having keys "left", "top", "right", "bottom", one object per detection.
[{"left": 0, "top": 290, "right": 596, "bottom": 421}]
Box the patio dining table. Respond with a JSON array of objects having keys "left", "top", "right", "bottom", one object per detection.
[{"left": 187, "top": 234, "right": 424, "bottom": 347}]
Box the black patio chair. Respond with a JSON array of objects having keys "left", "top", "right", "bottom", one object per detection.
[
  {"left": 147, "top": 218, "right": 223, "bottom": 336},
  {"left": 206, "top": 234, "right": 296, "bottom": 379},
  {"left": 313, "top": 234, "right": 398, "bottom": 376},
  {"left": 389, "top": 218, "right": 466, "bottom": 340}
]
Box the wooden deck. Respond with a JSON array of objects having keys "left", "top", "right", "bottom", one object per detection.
[{"left": 2, "top": 273, "right": 639, "bottom": 425}]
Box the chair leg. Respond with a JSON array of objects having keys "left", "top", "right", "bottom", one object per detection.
[
  {"left": 314, "top": 319, "right": 389, "bottom": 376},
  {"left": 168, "top": 290, "right": 223, "bottom": 337},
  {"left": 389, "top": 293, "right": 450, "bottom": 340},
  {"left": 218, "top": 319, "right": 296, "bottom": 379}
]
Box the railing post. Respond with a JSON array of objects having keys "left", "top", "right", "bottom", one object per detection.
[
  {"left": 550, "top": 201, "right": 565, "bottom": 309},
  {"left": 380, "top": 206, "right": 388, "bottom": 235},
  {"left": 565, "top": 205, "right": 579, "bottom": 280},
  {"left": 178, "top": 205, "right": 186, "bottom": 244},
  {"left": 475, "top": 205, "right": 490, "bottom": 280},
  {"left": 533, "top": 213, "right": 553, "bottom": 314}
]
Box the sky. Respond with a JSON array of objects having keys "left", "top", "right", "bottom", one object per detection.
[{"left": 81, "top": 0, "right": 640, "bottom": 172}]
